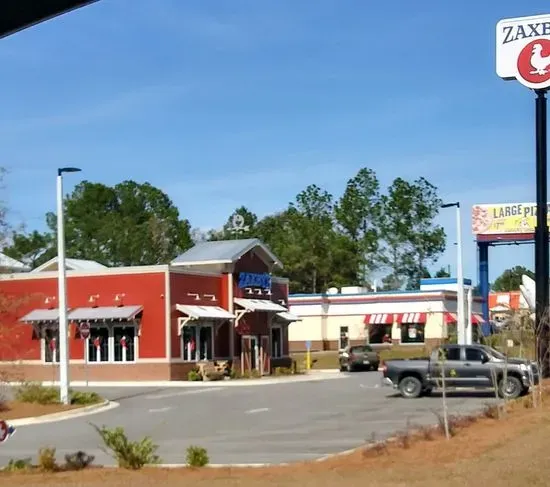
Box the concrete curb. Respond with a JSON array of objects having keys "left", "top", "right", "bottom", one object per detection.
[
  {"left": 9, "top": 400, "right": 120, "bottom": 427},
  {"left": 10, "top": 375, "right": 346, "bottom": 388}
]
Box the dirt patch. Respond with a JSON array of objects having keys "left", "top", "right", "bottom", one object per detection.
[
  {"left": 3, "top": 394, "right": 550, "bottom": 486},
  {"left": 0, "top": 401, "right": 81, "bottom": 420}
]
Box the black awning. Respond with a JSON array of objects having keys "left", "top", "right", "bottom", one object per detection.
[{"left": 0, "top": 0, "right": 98, "bottom": 39}]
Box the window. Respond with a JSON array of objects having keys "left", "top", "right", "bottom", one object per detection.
[
  {"left": 339, "top": 326, "right": 349, "bottom": 350},
  {"left": 442, "top": 347, "right": 461, "bottom": 361},
  {"left": 181, "top": 324, "right": 214, "bottom": 362},
  {"left": 88, "top": 326, "right": 109, "bottom": 363},
  {"left": 271, "top": 326, "right": 282, "bottom": 358},
  {"left": 369, "top": 324, "right": 392, "bottom": 344},
  {"left": 114, "top": 325, "right": 136, "bottom": 362},
  {"left": 401, "top": 324, "right": 425, "bottom": 344},
  {"left": 44, "top": 328, "right": 59, "bottom": 363}
]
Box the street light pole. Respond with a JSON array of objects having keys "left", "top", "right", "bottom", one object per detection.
[
  {"left": 57, "top": 167, "right": 81, "bottom": 405},
  {"left": 442, "top": 202, "right": 466, "bottom": 345}
]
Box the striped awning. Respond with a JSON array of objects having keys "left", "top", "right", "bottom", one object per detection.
[
  {"left": 396, "top": 312, "right": 427, "bottom": 324},
  {"left": 364, "top": 313, "right": 393, "bottom": 325},
  {"left": 445, "top": 312, "right": 485, "bottom": 325}
]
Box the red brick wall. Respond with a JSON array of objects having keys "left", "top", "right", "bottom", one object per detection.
[{"left": 0, "top": 271, "right": 166, "bottom": 362}]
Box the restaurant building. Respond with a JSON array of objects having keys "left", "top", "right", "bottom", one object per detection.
[
  {"left": 0, "top": 239, "right": 297, "bottom": 381},
  {"left": 287, "top": 278, "right": 485, "bottom": 351}
]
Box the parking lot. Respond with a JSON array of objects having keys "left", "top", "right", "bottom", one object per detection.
[{"left": 0, "top": 372, "right": 497, "bottom": 466}]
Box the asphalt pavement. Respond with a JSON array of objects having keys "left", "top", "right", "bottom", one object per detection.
[{"left": 0, "top": 372, "right": 497, "bottom": 466}]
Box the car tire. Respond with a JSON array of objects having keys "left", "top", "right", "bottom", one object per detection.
[
  {"left": 398, "top": 376, "right": 423, "bottom": 399},
  {"left": 498, "top": 376, "right": 523, "bottom": 400}
]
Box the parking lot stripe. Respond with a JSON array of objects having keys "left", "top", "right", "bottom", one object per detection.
[
  {"left": 145, "top": 388, "right": 222, "bottom": 400},
  {"left": 245, "top": 407, "right": 270, "bottom": 414}
]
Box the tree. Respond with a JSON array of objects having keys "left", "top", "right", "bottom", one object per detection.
[
  {"left": 378, "top": 177, "right": 446, "bottom": 290},
  {"left": 3, "top": 230, "right": 54, "bottom": 269},
  {"left": 208, "top": 206, "right": 258, "bottom": 241},
  {"left": 493, "top": 266, "right": 535, "bottom": 292},
  {"left": 334, "top": 168, "right": 380, "bottom": 285},
  {"left": 45, "top": 180, "right": 193, "bottom": 266},
  {"left": 435, "top": 266, "right": 451, "bottom": 278},
  {"left": 290, "top": 185, "right": 335, "bottom": 293}
]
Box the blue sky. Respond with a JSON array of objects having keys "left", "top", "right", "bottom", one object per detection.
[{"left": 0, "top": 0, "right": 547, "bottom": 284}]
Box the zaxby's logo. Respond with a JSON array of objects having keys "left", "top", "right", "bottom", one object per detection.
[{"left": 517, "top": 38, "right": 550, "bottom": 87}]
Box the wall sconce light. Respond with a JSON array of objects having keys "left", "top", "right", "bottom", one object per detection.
[
  {"left": 264, "top": 289, "right": 272, "bottom": 296},
  {"left": 278, "top": 299, "right": 286, "bottom": 305},
  {"left": 245, "top": 288, "right": 253, "bottom": 294},
  {"left": 187, "top": 293, "right": 200, "bottom": 300},
  {"left": 255, "top": 289, "right": 263, "bottom": 295},
  {"left": 88, "top": 294, "right": 100, "bottom": 306},
  {"left": 44, "top": 296, "right": 56, "bottom": 308},
  {"left": 114, "top": 293, "right": 126, "bottom": 306},
  {"left": 203, "top": 294, "right": 216, "bottom": 301}
]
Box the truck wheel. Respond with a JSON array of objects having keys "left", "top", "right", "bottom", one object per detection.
[
  {"left": 399, "top": 376, "right": 423, "bottom": 399},
  {"left": 498, "top": 376, "right": 522, "bottom": 399}
]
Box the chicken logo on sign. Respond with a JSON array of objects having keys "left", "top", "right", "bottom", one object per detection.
[
  {"left": 496, "top": 14, "right": 550, "bottom": 89},
  {"left": 517, "top": 39, "right": 550, "bottom": 88}
]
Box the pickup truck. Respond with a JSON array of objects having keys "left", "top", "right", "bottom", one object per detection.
[{"left": 382, "top": 344, "right": 539, "bottom": 399}]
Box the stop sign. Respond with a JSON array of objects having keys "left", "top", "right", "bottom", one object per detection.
[{"left": 79, "top": 322, "right": 91, "bottom": 340}]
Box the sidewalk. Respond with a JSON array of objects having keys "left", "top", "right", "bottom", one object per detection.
[{"left": 32, "top": 373, "right": 347, "bottom": 388}]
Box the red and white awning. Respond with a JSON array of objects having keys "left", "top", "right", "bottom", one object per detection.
[
  {"left": 364, "top": 313, "right": 393, "bottom": 326},
  {"left": 444, "top": 312, "right": 485, "bottom": 324},
  {"left": 396, "top": 312, "right": 427, "bottom": 325}
]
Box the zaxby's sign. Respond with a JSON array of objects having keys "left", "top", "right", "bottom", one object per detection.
[
  {"left": 496, "top": 14, "right": 550, "bottom": 89},
  {"left": 238, "top": 272, "right": 271, "bottom": 289}
]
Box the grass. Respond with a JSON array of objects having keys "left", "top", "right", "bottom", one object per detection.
[
  {"left": 4, "top": 386, "right": 550, "bottom": 486},
  {"left": 291, "top": 347, "right": 427, "bottom": 370}
]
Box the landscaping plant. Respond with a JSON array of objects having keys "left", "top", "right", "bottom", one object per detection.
[
  {"left": 185, "top": 445, "right": 209, "bottom": 467},
  {"left": 92, "top": 424, "right": 161, "bottom": 469},
  {"left": 37, "top": 447, "right": 57, "bottom": 472},
  {"left": 64, "top": 451, "right": 95, "bottom": 470}
]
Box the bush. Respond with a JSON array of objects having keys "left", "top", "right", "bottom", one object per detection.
[
  {"left": 92, "top": 424, "right": 161, "bottom": 469},
  {"left": 64, "top": 451, "right": 95, "bottom": 470},
  {"left": 3, "top": 458, "right": 32, "bottom": 472},
  {"left": 186, "top": 445, "right": 209, "bottom": 467},
  {"left": 15, "top": 383, "right": 59, "bottom": 405},
  {"left": 38, "top": 447, "right": 57, "bottom": 472},
  {"left": 274, "top": 367, "right": 293, "bottom": 376},
  {"left": 187, "top": 369, "right": 202, "bottom": 381},
  {"left": 70, "top": 390, "right": 102, "bottom": 405}
]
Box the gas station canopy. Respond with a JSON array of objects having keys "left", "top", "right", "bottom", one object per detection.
[{"left": 0, "top": 0, "right": 97, "bottom": 39}]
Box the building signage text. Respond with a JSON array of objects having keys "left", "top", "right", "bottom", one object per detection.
[{"left": 238, "top": 272, "right": 272, "bottom": 289}]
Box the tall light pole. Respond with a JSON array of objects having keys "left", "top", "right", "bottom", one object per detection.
[
  {"left": 442, "top": 202, "right": 466, "bottom": 345},
  {"left": 57, "top": 167, "right": 81, "bottom": 405}
]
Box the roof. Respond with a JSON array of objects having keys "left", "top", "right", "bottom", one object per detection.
[
  {"left": 31, "top": 257, "right": 108, "bottom": 273},
  {"left": 0, "top": 253, "right": 30, "bottom": 272},
  {"left": 176, "top": 304, "right": 235, "bottom": 320},
  {"left": 68, "top": 305, "right": 143, "bottom": 322},
  {"left": 0, "top": 0, "right": 98, "bottom": 39},
  {"left": 234, "top": 298, "right": 287, "bottom": 312},
  {"left": 19, "top": 308, "right": 60, "bottom": 322},
  {"left": 171, "top": 238, "right": 282, "bottom": 269}
]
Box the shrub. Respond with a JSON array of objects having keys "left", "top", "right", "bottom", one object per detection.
[
  {"left": 70, "top": 390, "right": 102, "bottom": 405},
  {"left": 229, "top": 368, "right": 240, "bottom": 379},
  {"left": 38, "top": 447, "right": 57, "bottom": 472},
  {"left": 187, "top": 369, "right": 202, "bottom": 381},
  {"left": 274, "top": 367, "right": 293, "bottom": 376},
  {"left": 186, "top": 445, "right": 209, "bottom": 467},
  {"left": 92, "top": 424, "right": 161, "bottom": 469},
  {"left": 3, "top": 458, "right": 32, "bottom": 472},
  {"left": 15, "top": 383, "right": 59, "bottom": 405},
  {"left": 64, "top": 451, "right": 95, "bottom": 470}
]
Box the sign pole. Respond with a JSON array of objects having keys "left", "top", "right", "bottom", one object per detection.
[{"left": 535, "top": 88, "right": 550, "bottom": 377}]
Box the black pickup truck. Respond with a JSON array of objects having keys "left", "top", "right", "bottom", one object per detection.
[{"left": 382, "top": 344, "right": 539, "bottom": 399}]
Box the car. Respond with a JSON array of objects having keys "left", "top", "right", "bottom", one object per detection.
[
  {"left": 382, "top": 343, "right": 539, "bottom": 399},
  {"left": 339, "top": 345, "right": 380, "bottom": 372}
]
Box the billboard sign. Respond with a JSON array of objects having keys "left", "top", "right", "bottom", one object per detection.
[
  {"left": 496, "top": 14, "right": 550, "bottom": 89},
  {"left": 472, "top": 203, "right": 550, "bottom": 235}
]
